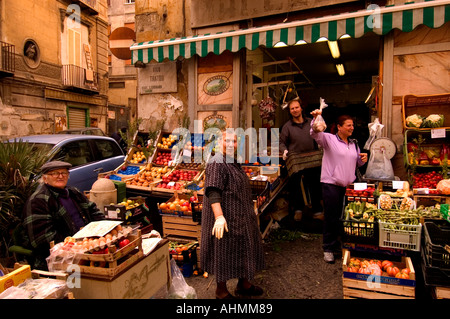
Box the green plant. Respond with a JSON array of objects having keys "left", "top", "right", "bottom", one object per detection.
[
  {"left": 119, "top": 118, "right": 143, "bottom": 151},
  {"left": 178, "top": 113, "right": 191, "bottom": 129},
  {"left": 0, "top": 140, "right": 49, "bottom": 258}
]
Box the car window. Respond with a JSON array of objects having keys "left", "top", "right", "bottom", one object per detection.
[
  {"left": 53, "top": 140, "right": 94, "bottom": 167},
  {"left": 27, "top": 142, "right": 55, "bottom": 154},
  {"left": 86, "top": 129, "right": 104, "bottom": 136},
  {"left": 92, "top": 139, "right": 123, "bottom": 160}
]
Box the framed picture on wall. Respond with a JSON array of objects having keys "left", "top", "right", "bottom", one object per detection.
[{"left": 197, "top": 71, "right": 233, "bottom": 105}]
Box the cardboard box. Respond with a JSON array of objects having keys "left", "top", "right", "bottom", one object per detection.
[{"left": 0, "top": 265, "right": 31, "bottom": 293}]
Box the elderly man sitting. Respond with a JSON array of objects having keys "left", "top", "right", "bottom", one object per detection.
[{"left": 22, "top": 161, "right": 104, "bottom": 270}]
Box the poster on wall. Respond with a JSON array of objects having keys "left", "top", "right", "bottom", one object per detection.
[
  {"left": 140, "top": 61, "right": 177, "bottom": 94},
  {"left": 54, "top": 114, "right": 67, "bottom": 133},
  {"left": 197, "top": 111, "right": 232, "bottom": 132},
  {"left": 90, "top": 117, "right": 98, "bottom": 127},
  {"left": 197, "top": 71, "right": 233, "bottom": 105}
]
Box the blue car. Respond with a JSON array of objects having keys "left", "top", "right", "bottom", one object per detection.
[{"left": 9, "top": 134, "right": 125, "bottom": 192}]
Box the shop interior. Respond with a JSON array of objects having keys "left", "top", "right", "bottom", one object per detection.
[{"left": 248, "top": 32, "right": 382, "bottom": 148}]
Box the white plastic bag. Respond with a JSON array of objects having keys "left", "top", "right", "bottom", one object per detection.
[
  {"left": 364, "top": 148, "right": 394, "bottom": 180},
  {"left": 312, "top": 97, "right": 328, "bottom": 132},
  {"left": 364, "top": 118, "right": 384, "bottom": 150},
  {"left": 167, "top": 258, "right": 197, "bottom": 299}
]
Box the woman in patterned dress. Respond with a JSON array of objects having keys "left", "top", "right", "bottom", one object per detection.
[{"left": 200, "top": 132, "right": 265, "bottom": 299}]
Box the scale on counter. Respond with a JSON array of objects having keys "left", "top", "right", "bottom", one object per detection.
[
  {"left": 363, "top": 136, "right": 398, "bottom": 181},
  {"left": 369, "top": 137, "right": 397, "bottom": 160}
]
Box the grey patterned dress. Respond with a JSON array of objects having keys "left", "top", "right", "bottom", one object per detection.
[{"left": 200, "top": 160, "right": 265, "bottom": 282}]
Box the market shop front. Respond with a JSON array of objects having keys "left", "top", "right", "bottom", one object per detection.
[
  {"left": 124, "top": 0, "right": 450, "bottom": 300},
  {"left": 3, "top": 0, "right": 449, "bottom": 300}
]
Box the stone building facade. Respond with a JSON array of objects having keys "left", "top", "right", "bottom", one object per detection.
[{"left": 0, "top": 0, "right": 109, "bottom": 139}]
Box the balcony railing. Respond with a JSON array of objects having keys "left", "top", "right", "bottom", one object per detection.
[
  {"left": 62, "top": 64, "right": 99, "bottom": 93},
  {"left": 72, "top": 0, "right": 98, "bottom": 15},
  {"left": 0, "top": 41, "right": 15, "bottom": 75}
]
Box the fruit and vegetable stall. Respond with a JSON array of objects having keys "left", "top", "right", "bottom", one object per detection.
[
  {"left": 340, "top": 93, "right": 450, "bottom": 299},
  {"left": 94, "top": 130, "right": 287, "bottom": 282}
]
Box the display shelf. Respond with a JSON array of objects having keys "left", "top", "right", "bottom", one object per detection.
[{"left": 402, "top": 93, "right": 450, "bottom": 131}]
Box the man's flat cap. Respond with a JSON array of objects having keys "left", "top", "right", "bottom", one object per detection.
[{"left": 41, "top": 161, "right": 72, "bottom": 174}]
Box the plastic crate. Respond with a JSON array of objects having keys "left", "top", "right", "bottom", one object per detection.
[
  {"left": 421, "top": 246, "right": 450, "bottom": 287},
  {"left": 378, "top": 221, "right": 422, "bottom": 251},
  {"left": 423, "top": 222, "right": 450, "bottom": 270},
  {"left": 191, "top": 202, "right": 202, "bottom": 224},
  {"left": 341, "top": 215, "right": 378, "bottom": 245}
]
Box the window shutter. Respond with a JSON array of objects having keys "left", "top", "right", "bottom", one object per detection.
[{"left": 68, "top": 108, "right": 86, "bottom": 128}]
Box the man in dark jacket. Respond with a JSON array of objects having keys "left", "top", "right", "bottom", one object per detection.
[
  {"left": 23, "top": 161, "right": 104, "bottom": 270},
  {"left": 280, "top": 99, "right": 323, "bottom": 222}
]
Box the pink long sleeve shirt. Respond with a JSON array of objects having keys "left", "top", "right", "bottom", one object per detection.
[{"left": 310, "top": 119, "right": 364, "bottom": 187}]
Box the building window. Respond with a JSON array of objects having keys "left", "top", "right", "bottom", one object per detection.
[
  {"left": 125, "top": 0, "right": 135, "bottom": 4},
  {"left": 68, "top": 28, "right": 82, "bottom": 67},
  {"left": 109, "top": 82, "right": 125, "bottom": 89}
]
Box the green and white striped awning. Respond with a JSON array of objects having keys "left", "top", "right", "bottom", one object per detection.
[{"left": 131, "top": 0, "right": 450, "bottom": 64}]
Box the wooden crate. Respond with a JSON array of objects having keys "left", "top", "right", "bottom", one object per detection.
[
  {"left": 342, "top": 249, "right": 416, "bottom": 299},
  {"left": 432, "top": 286, "right": 450, "bottom": 299},
  {"left": 162, "top": 215, "right": 201, "bottom": 242},
  {"left": 401, "top": 93, "right": 450, "bottom": 131},
  {"left": 71, "top": 240, "right": 170, "bottom": 299},
  {"left": 75, "top": 230, "right": 144, "bottom": 279}
]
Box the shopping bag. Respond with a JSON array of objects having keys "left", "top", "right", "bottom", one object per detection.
[
  {"left": 167, "top": 258, "right": 197, "bottom": 299},
  {"left": 364, "top": 148, "right": 394, "bottom": 180},
  {"left": 364, "top": 118, "right": 384, "bottom": 150},
  {"left": 312, "top": 97, "right": 328, "bottom": 132}
]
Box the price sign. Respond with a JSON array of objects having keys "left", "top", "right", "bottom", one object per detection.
[
  {"left": 392, "top": 180, "right": 406, "bottom": 190},
  {"left": 431, "top": 128, "right": 446, "bottom": 139},
  {"left": 183, "top": 149, "right": 192, "bottom": 157},
  {"left": 354, "top": 183, "right": 367, "bottom": 190}
]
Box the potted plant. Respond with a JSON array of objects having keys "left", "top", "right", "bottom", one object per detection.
[{"left": 0, "top": 140, "right": 49, "bottom": 266}]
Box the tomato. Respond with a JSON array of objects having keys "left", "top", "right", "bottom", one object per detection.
[
  {"left": 386, "top": 266, "right": 400, "bottom": 277},
  {"left": 368, "top": 264, "right": 382, "bottom": 276},
  {"left": 347, "top": 266, "right": 359, "bottom": 273},
  {"left": 358, "top": 267, "right": 371, "bottom": 275},
  {"left": 401, "top": 268, "right": 411, "bottom": 275},
  {"left": 118, "top": 239, "right": 130, "bottom": 248},
  {"left": 381, "top": 260, "right": 393, "bottom": 270},
  {"left": 395, "top": 272, "right": 409, "bottom": 279},
  {"left": 369, "top": 259, "right": 382, "bottom": 268}
]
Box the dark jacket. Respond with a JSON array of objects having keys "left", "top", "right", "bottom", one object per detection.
[
  {"left": 22, "top": 183, "right": 104, "bottom": 269},
  {"left": 280, "top": 118, "right": 318, "bottom": 154}
]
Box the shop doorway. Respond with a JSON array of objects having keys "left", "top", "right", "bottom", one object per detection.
[
  {"left": 108, "top": 105, "right": 130, "bottom": 136},
  {"left": 248, "top": 33, "right": 381, "bottom": 149}
]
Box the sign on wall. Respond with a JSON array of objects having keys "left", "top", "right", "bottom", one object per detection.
[
  {"left": 197, "top": 71, "right": 233, "bottom": 105},
  {"left": 54, "top": 114, "right": 67, "bottom": 133},
  {"left": 140, "top": 62, "right": 177, "bottom": 94},
  {"left": 197, "top": 110, "right": 232, "bottom": 132}
]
